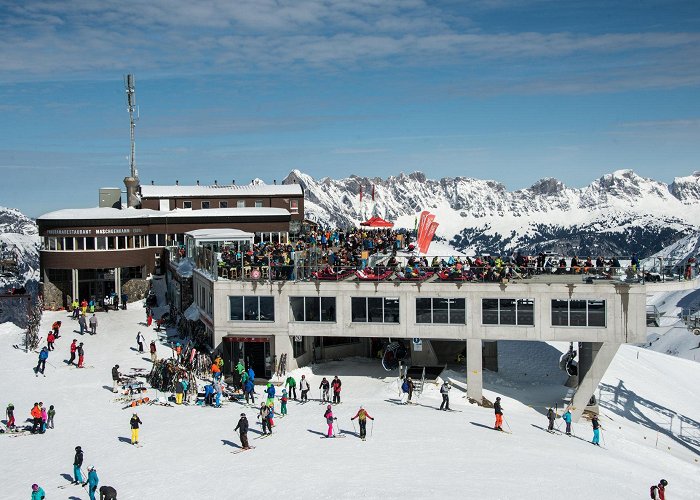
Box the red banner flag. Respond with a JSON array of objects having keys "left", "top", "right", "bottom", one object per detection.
[
  {"left": 420, "top": 221, "right": 439, "bottom": 254},
  {"left": 418, "top": 213, "right": 435, "bottom": 251},
  {"left": 417, "top": 211, "right": 430, "bottom": 241}
]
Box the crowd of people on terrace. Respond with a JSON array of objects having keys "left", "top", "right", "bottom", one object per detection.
[{"left": 204, "top": 226, "right": 695, "bottom": 283}]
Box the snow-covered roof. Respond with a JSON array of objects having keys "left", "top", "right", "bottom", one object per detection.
[
  {"left": 38, "top": 207, "right": 290, "bottom": 221},
  {"left": 140, "top": 183, "right": 302, "bottom": 198},
  {"left": 185, "top": 228, "right": 254, "bottom": 241}
]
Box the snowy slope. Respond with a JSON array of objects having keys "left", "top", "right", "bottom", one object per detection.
[
  {"left": 287, "top": 169, "right": 700, "bottom": 257},
  {"left": 2, "top": 309, "right": 699, "bottom": 499},
  {"left": 0, "top": 206, "right": 40, "bottom": 292}
]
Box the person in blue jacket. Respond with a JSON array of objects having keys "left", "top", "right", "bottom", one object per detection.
[
  {"left": 86, "top": 465, "right": 99, "bottom": 500},
  {"left": 31, "top": 483, "right": 45, "bottom": 500},
  {"left": 247, "top": 367, "right": 255, "bottom": 383},
  {"left": 203, "top": 384, "right": 214, "bottom": 406},
  {"left": 562, "top": 408, "right": 572, "bottom": 435},
  {"left": 244, "top": 378, "right": 255, "bottom": 404},
  {"left": 266, "top": 383, "right": 276, "bottom": 406},
  {"left": 35, "top": 347, "right": 49, "bottom": 376}
]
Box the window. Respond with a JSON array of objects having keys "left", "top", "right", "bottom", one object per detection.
[
  {"left": 201, "top": 201, "right": 211, "bottom": 209},
  {"left": 255, "top": 200, "right": 263, "bottom": 208},
  {"left": 229, "top": 296, "right": 274, "bottom": 322},
  {"left": 183, "top": 201, "right": 192, "bottom": 209},
  {"left": 290, "top": 297, "right": 336, "bottom": 322},
  {"left": 107, "top": 237, "right": 116, "bottom": 250},
  {"left": 551, "top": 299, "right": 606, "bottom": 327},
  {"left": 148, "top": 234, "right": 157, "bottom": 247},
  {"left": 482, "top": 298, "right": 534, "bottom": 326},
  {"left": 292, "top": 337, "right": 306, "bottom": 357},
  {"left": 290, "top": 199, "right": 299, "bottom": 214},
  {"left": 96, "top": 237, "right": 106, "bottom": 250},
  {"left": 64, "top": 238, "right": 74, "bottom": 251},
  {"left": 219, "top": 201, "right": 228, "bottom": 208},
  {"left": 85, "top": 237, "right": 95, "bottom": 250},
  {"left": 237, "top": 200, "right": 245, "bottom": 208},
  {"left": 351, "top": 297, "right": 399, "bottom": 323},
  {"left": 416, "top": 298, "right": 465, "bottom": 324},
  {"left": 76, "top": 238, "right": 85, "bottom": 250}
]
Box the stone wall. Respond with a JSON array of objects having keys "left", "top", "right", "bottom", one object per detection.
[
  {"left": 42, "top": 280, "right": 65, "bottom": 310},
  {"left": 122, "top": 279, "right": 149, "bottom": 302}
]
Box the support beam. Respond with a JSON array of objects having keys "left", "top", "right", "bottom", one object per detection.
[
  {"left": 466, "top": 339, "right": 483, "bottom": 402},
  {"left": 569, "top": 342, "right": 620, "bottom": 422},
  {"left": 71, "top": 269, "right": 79, "bottom": 302}
]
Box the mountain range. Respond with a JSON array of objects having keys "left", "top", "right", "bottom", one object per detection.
[{"left": 285, "top": 169, "right": 700, "bottom": 259}]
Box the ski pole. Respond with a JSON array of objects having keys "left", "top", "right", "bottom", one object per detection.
[
  {"left": 601, "top": 427, "right": 606, "bottom": 446},
  {"left": 371, "top": 419, "right": 374, "bottom": 437},
  {"left": 351, "top": 418, "right": 357, "bottom": 434},
  {"left": 503, "top": 417, "right": 512, "bottom": 433}
]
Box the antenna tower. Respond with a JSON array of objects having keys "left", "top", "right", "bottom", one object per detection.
[{"left": 125, "top": 74, "right": 139, "bottom": 179}]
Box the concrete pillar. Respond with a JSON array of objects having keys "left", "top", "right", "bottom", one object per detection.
[
  {"left": 114, "top": 267, "right": 121, "bottom": 295},
  {"left": 569, "top": 342, "right": 620, "bottom": 422},
  {"left": 71, "top": 269, "right": 79, "bottom": 302},
  {"left": 466, "top": 339, "right": 483, "bottom": 403}
]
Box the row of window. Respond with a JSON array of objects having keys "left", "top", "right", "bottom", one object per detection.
[
  {"left": 228, "top": 296, "right": 607, "bottom": 327},
  {"left": 183, "top": 199, "right": 299, "bottom": 213}
]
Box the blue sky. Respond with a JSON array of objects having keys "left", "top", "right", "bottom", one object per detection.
[{"left": 1, "top": 0, "right": 699, "bottom": 217}]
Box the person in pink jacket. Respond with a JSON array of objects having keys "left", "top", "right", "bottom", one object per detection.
[
  {"left": 323, "top": 405, "right": 335, "bottom": 437},
  {"left": 40, "top": 403, "right": 48, "bottom": 434}
]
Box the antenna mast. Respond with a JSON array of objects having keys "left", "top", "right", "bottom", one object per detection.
[{"left": 123, "top": 74, "right": 141, "bottom": 208}]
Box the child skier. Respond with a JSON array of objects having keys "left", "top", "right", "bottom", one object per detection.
[
  {"left": 591, "top": 414, "right": 602, "bottom": 446},
  {"left": 47, "top": 331, "right": 55, "bottom": 351},
  {"left": 651, "top": 479, "right": 668, "bottom": 500},
  {"left": 324, "top": 405, "right": 335, "bottom": 437},
  {"left": 319, "top": 377, "right": 330, "bottom": 402},
  {"left": 494, "top": 396, "right": 503, "bottom": 430},
  {"left": 6, "top": 402, "right": 15, "bottom": 429},
  {"left": 130, "top": 413, "right": 142, "bottom": 445},
  {"left": 86, "top": 465, "right": 99, "bottom": 500},
  {"left": 351, "top": 405, "right": 375, "bottom": 441},
  {"left": 266, "top": 382, "right": 276, "bottom": 406},
  {"left": 31, "top": 483, "right": 45, "bottom": 500},
  {"left": 77, "top": 342, "right": 85, "bottom": 368},
  {"left": 258, "top": 403, "right": 272, "bottom": 435},
  {"left": 40, "top": 403, "right": 47, "bottom": 433},
  {"left": 280, "top": 389, "right": 288, "bottom": 416},
  {"left": 69, "top": 339, "right": 77, "bottom": 365},
  {"left": 47, "top": 405, "right": 55, "bottom": 429},
  {"left": 546, "top": 407, "right": 556, "bottom": 431},
  {"left": 562, "top": 408, "right": 572, "bottom": 435}
]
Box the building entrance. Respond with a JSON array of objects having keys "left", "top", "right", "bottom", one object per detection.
[{"left": 223, "top": 336, "right": 272, "bottom": 380}]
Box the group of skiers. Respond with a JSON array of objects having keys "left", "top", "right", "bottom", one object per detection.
[
  {"left": 76, "top": 313, "right": 99, "bottom": 336},
  {"left": 28, "top": 402, "right": 56, "bottom": 434},
  {"left": 318, "top": 375, "right": 342, "bottom": 403}
]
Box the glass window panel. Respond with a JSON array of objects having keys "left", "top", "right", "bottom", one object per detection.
[
  {"left": 569, "top": 300, "right": 587, "bottom": 326},
  {"left": 384, "top": 297, "right": 400, "bottom": 323},
  {"left": 482, "top": 299, "right": 499, "bottom": 325},
  {"left": 305, "top": 296, "right": 320, "bottom": 322},
  {"left": 219, "top": 201, "right": 228, "bottom": 208},
  {"left": 255, "top": 200, "right": 263, "bottom": 208},
  {"left": 517, "top": 299, "right": 534, "bottom": 326},
  {"left": 416, "top": 298, "right": 432, "bottom": 324},
  {"left": 351, "top": 297, "right": 366, "bottom": 322},
  {"left": 321, "top": 297, "right": 336, "bottom": 322},
  {"left": 85, "top": 237, "right": 95, "bottom": 250},
  {"left": 237, "top": 200, "right": 245, "bottom": 208},
  {"left": 202, "top": 201, "right": 210, "bottom": 209},
  {"left": 259, "top": 297, "right": 274, "bottom": 322},
  {"left": 368, "top": 297, "right": 384, "bottom": 323},
  {"left": 290, "top": 297, "right": 304, "bottom": 321},
  {"left": 148, "top": 234, "right": 157, "bottom": 247},
  {"left": 96, "top": 237, "right": 106, "bottom": 250},
  {"left": 76, "top": 238, "right": 85, "bottom": 250},
  {"left": 229, "top": 296, "right": 243, "bottom": 321},
  {"left": 107, "top": 237, "right": 116, "bottom": 250},
  {"left": 433, "top": 298, "right": 449, "bottom": 324},
  {"left": 588, "top": 300, "right": 606, "bottom": 327},
  {"left": 450, "top": 298, "right": 466, "bottom": 324},
  {"left": 64, "top": 237, "right": 74, "bottom": 251},
  {"left": 551, "top": 300, "right": 569, "bottom": 326},
  {"left": 244, "top": 296, "right": 259, "bottom": 321},
  {"left": 499, "top": 299, "right": 516, "bottom": 325},
  {"left": 183, "top": 201, "right": 192, "bottom": 209}
]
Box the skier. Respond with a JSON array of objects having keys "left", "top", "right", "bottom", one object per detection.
[
  {"left": 52, "top": 320, "right": 62, "bottom": 338},
  {"left": 89, "top": 298, "right": 95, "bottom": 314},
  {"left": 439, "top": 381, "right": 451, "bottom": 411},
  {"left": 211, "top": 360, "right": 221, "bottom": 381},
  {"left": 213, "top": 379, "right": 222, "bottom": 408},
  {"left": 30, "top": 402, "right": 42, "bottom": 433},
  {"left": 562, "top": 408, "right": 572, "bottom": 435},
  {"left": 268, "top": 403, "right": 275, "bottom": 428},
  {"left": 494, "top": 397, "right": 503, "bottom": 430},
  {"left": 40, "top": 402, "right": 47, "bottom": 433},
  {"left": 149, "top": 341, "right": 157, "bottom": 363},
  {"left": 265, "top": 382, "right": 276, "bottom": 406},
  {"left": 79, "top": 314, "right": 87, "bottom": 335},
  {"left": 99, "top": 485, "right": 118, "bottom": 500},
  {"left": 73, "top": 446, "right": 84, "bottom": 484},
  {"left": 247, "top": 366, "right": 255, "bottom": 383},
  {"left": 204, "top": 384, "right": 214, "bottom": 406},
  {"left": 244, "top": 377, "right": 255, "bottom": 405},
  {"left": 69, "top": 339, "right": 78, "bottom": 365},
  {"left": 86, "top": 465, "right": 99, "bottom": 500},
  {"left": 175, "top": 379, "right": 184, "bottom": 405},
  {"left": 323, "top": 404, "right": 335, "bottom": 437},
  {"left": 89, "top": 314, "right": 98, "bottom": 335},
  {"left": 47, "top": 331, "right": 55, "bottom": 351},
  {"left": 112, "top": 365, "right": 121, "bottom": 393},
  {"left": 258, "top": 402, "right": 272, "bottom": 435},
  {"left": 280, "top": 389, "right": 288, "bottom": 416},
  {"left": 591, "top": 413, "right": 602, "bottom": 446},
  {"left": 121, "top": 292, "right": 128, "bottom": 310},
  {"left": 113, "top": 293, "right": 120, "bottom": 311},
  {"left": 72, "top": 300, "right": 80, "bottom": 319},
  {"left": 651, "top": 479, "right": 668, "bottom": 500},
  {"left": 319, "top": 377, "right": 330, "bottom": 402},
  {"left": 234, "top": 413, "right": 251, "bottom": 449},
  {"left": 130, "top": 413, "right": 142, "bottom": 445},
  {"left": 77, "top": 342, "right": 85, "bottom": 368},
  {"left": 31, "top": 483, "right": 45, "bottom": 500},
  {"left": 285, "top": 375, "right": 297, "bottom": 400},
  {"left": 332, "top": 375, "right": 342, "bottom": 404},
  {"left": 136, "top": 331, "right": 145, "bottom": 353},
  {"left": 400, "top": 377, "right": 409, "bottom": 404},
  {"left": 6, "top": 402, "right": 15, "bottom": 429},
  {"left": 406, "top": 377, "right": 415, "bottom": 403},
  {"left": 35, "top": 347, "right": 49, "bottom": 376},
  {"left": 181, "top": 378, "right": 189, "bottom": 403},
  {"left": 351, "top": 405, "right": 375, "bottom": 441},
  {"left": 299, "top": 374, "right": 310, "bottom": 402},
  {"left": 146, "top": 308, "right": 153, "bottom": 327},
  {"left": 546, "top": 407, "right": 556, "bottom": 432},
  {"left": 47, "top": 405, "right": 55, "bottom": 429}
]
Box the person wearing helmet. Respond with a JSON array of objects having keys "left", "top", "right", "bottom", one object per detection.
[
  {"left": 86, "top": 465, "right": 99, "bottom": 500},
  {"left": 351, "top": 405, "right": 375, "bottom": 441},
  {"left": 99, "top": 485, "right": 118, "bottom": 499},
  {"left": 112, "top": 365, "right": 121, "bottom": 393},
  {"left": 175, "top": 378, "right": 184, "bottom": 405},
  {"left": 258, "top": 402, "right": 271, "bottom": 435},
  {"left": 72, "top": 445, "right": 84, "bottom": 484},
  {"left": 234, "top": 413, "right": 251, "bottom": 449},
  {"left": 130, "top": 413, "right": 142, "bottom": 445},
  {"left": 494, "top": 397, "right": 503, "bottom": 430},
  {"left": 651, "top": 479, "right": 668, "bottom": 500},
  {"left": 31, "top": 483, "right": 45, "bottom": 500},
  {"left": 323, "top": 404, "right": 336, "bottom": 437},
  {"left": 5, "top": 402, "right": 15, "bottom": 429}
]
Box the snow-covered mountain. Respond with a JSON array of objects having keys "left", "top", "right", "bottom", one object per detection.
[
  {"left": 0, "top": 206, "right": 40, "bottom": 293},
  {"left": 287, "top": 169, "right": 700, "bottom": 258}
]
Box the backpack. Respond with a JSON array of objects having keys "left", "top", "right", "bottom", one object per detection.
[{"left": 650, "top": 485, "right": 657, "bottom": 499}]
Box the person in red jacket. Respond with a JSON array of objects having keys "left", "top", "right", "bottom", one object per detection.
[
  {"left": 77, "top": 343, "right": 85, "bottom": 368},
  {"left": 52, "top": 320, "right": 62, "bottom": 338},
  {"left": 46, "top": 332, "right": 55, "bottom": 351},
  {"left": 652, "top": 479, "right": 668, "bottom": 500},
  {"left": 351, "top": 406, "right": 374, "bottom": 441},
  {"left": 331, "top": 376, "right": 342, "bottom": 404},
  {"left": 68, "top": 339, "right": 77, "bottom": 365}
]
